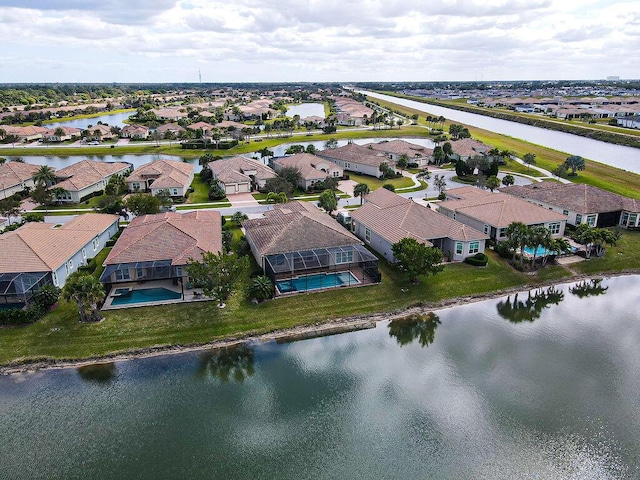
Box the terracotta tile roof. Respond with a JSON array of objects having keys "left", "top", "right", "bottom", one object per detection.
[
  {"left": 352, "top": 188, "right": 487, "bottom": 245},
  {"left": 209, "top": 156, "right": 276, "bottom": 184},
  {"left": 243, "top": 201, "right": 361, "bottom": 256},
  {"left": 42, "top": 126, "right": 82, "bottom": 136},
  {"left": 127, "top": 160, "right": 194, "bottom": 190},
  {"left": 500, "top": 182, "right": 640, "bottom": 214},
  {"left": 319, "top": 143, "right": 392, "bottom": 168},
  {"left": 2, "top": 125, "right": 48, "bottom": 137},
  {"left": 156, "top": 123, "right": 185, "bottom": 133},
  {"left": 104, "top": 211, "right": 221, "bottom": 266},
  {"left": 274, "top": 153, "right": 339, "bottom": 182},
  {"left": 54, "top": 160, "right": 131, "bottom": 192},
  {"left": 122, "top": 124, "right": 149, "bottom": 135},
  {"left": 0, "top": 162, "right": 41, "bottom": 189},
  {"left": 364, "top": 140, "right": 433, "bottom": 159},
  {"left": 188, "top": 121, "right": 214, "bottom": 130},
  {"left": 438, "top": 187, "right": 566, "bottom": 227},
  {"left": 215, "top": 120, "right": 247, "bottom": 130},
  {"left": 450, "top": 138, "right": 490, "bottom": 158},
  {"left": 0, "top": 214, "right": 119, "bottom": 273}
]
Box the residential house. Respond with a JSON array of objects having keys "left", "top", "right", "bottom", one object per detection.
[
  {"left": 127, "top": 159, "right": 195, "bottom": 198},
  {"left": 156, "top": 123, "right": 186, "bottom": 136},
  {"left": 187, "top": 121, "right": 215, "bottom": 137},
  {"left": 41, "top": 126, "right": 83, "bottom": 142},
  {"left": 121, "top": 124, "right": 149, "bottom": 140},
  {"left": 84, "top": 124, "right": 114, "bottom": 141},
  {"left": 501, "top": 182, "right": 640, "bottom": 229},
  {"left": 318, "top": 143, "right": 396, "bottom": 178},
  {"left": 152, "top": 107, "right": 188, "bottom": 121},
  {"left": 100, "top": 211, "right": 221, "bottom": 292},
  {"left": 0, "top": 162, "right": 43, "bottom": 198},
  {"left": 273, "top": 153, "right": 343, "bottom": 190},
  {"left": 242, "top": 201, "right": 380, "bottom": 294},
  {"left": 437, "top": 186, "right": 567, "bottom": 241},
  {"left": 363, "top": 140, "right": 433, "bottom": 166},
  {"left": 54, "top": 160, "right": 132, "bottom": 203},
  {"left": 1, "top": 125, "right": 48, "bottom": 142},
  {"left": 0, "top": 214, "right": 119, "bottom": 306},
  {"left": 351, "top": 188, "right": 488, "bottom": 262},
  {"left": 448, "top": 138, "right": 492, "bottom": 162},
  {"left": 208, "top": 156, "right": 276, "bottom": 194},
  {"left": 619, "top": 115, "right": 640, "bottom": 129}
]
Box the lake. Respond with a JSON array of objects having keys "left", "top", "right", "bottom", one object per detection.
[
  {"left": 362, "top": 91, "right": 640, "bottom": 174},
  {"left": 286, "top": 102, "right": 325, "bottom": 119},
  {"left": 1, "top": 275, "right": 639, "bottom": 479},
  {"left": 45, "top": 111, "right": 134, "bottom": 130}
]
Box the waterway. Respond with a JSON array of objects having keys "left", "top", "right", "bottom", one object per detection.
[
  {"left": 362, "top": 91, "right": 640, "bottom": 174},
  {"left": 44, "top": 111, "right": 134, "bottom": 130},
  {"left": 286, "top": 102, "right": 325, "bottom": 119},
  {"left": 1, "top": 275, "right": 639, "bottom": 479}
]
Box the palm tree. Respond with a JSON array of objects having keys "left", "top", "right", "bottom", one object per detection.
[
  {"left": 62, "top": 272, "right": 106, "bottom": 322},
  {"left": 353, "top": 183, "right": 370, "bottom": 205},
  {"left": 523, "top": 153, "right": 536, "bottom": 170},
  {"left": 33, "top": 165, "right": 56, "bottom": 187},
  {"left": 528, "top": 225, "right": 551, "bottom": 266},
  {"left": 248, "top": 276, "right": 275, "bottom": 302},
  {"left": 506, "top": 222, "right": 529, "bottom": 268},
  {"left": 53, "top": 127, "right": 66, "bottom": 142}
]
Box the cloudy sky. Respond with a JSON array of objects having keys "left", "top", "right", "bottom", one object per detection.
[{"left": 0, "top": 0, "right": 638, "bottom": 83}]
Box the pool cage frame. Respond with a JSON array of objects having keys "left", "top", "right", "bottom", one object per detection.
[{"left": 263, "top": 244, "right": 380, "bottom": 294}]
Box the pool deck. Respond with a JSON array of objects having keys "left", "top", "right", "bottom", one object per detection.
[
  {"left": 102, "top": 279, "right": 211, "bottom": 310},
  {"left": 274, "top": 267, "right": 379, "bottom": 296}
]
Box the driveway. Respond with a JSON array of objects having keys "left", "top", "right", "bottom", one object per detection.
[
  {"left": 338, "top": 179, "right": 358, "bottom": 197},
  {"left": 227, "top": 192, "right": 260, "bottom": 207}
]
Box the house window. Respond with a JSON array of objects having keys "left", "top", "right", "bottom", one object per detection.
[
  {"left": 332, "top": 171, "right": 340, "bottom": 177},
  {"left": 68, "top": 260, "right": 73, "bottom": 271},
  {"left": 499, "top": 228, "right": 507, "bottom": 238},
  {"left": 452, "top": 213, "right": 456, "bottom": 220},
  {"left": 172, "top": 188, "right": 178, "bottom": 196},
  {"left": 548, "top": 222, "right": 561, "bottom": 235},
  {"left": 335, "top": 250, "right": 354, "bottom": 264},
  {"left": 345, "top": 162, "right": 351, "bottom": 169},
  {"left": 365, "top": 227, "right": 371, "bottom": 242},
  {"left": 629, "top": 213, "right": 638, "bottom": 226},
  {"left": 136, "top": 268, "right": 144, "bottom": 279},
  {"left": 82, "top": 248, "right": 87, "bottom": 260},
  {"left": 563, "top": 210, "right": 569, "bottom": 216},
  {"left": 92, "top": 237, "right": 99, "bottom": 251},
  {"left": 52, "top": 272, "right": 58, "bottom": 287},
  {"left": 483, "top": 224, "right": 489, "bottom": 235},
  {"left": 455, "top": 242, "right": 463, "bottom": 255},
  {"left": 115, "top": 269, "right": 131, "bottom": 281},
  {"left": 621, "top": 212, "right": 629, "bottom": 226},
  {"left": 469, "top": 242, "right": 480, "bottom": 254},
  {"left": 132, "top": 182, "right": 141, "bottom": 191},
  {"left": 176, "top": 266, "right": 183, "bottom": 277},
  {"left": 586, "top": 215, "right": 597, "bottom": 227},
  {"left": 576, "top": 214, "right": 583, "bottom": 224}
]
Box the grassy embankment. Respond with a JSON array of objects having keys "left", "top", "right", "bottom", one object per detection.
[
  {"left": 368, "top": 95, "right": 640, "bottom": 199},
  {"left": 1, "top": 230, "right": 638, "bottom": 366}
]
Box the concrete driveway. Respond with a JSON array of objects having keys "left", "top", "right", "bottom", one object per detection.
[
  {"left": 338, "top": 179, "right": 358, "bottom": 197},
  {"left": 227, "top": 192, "right": 260, "bottom": 207}
]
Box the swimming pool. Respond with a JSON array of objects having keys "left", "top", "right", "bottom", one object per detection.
[
  {"left": 524, "top": 244, "right": 578, "bottom": 256},
  {"left": 110, "top": 287, "right": 182, "bottom": 306},
  {"left": 276, "top": 271, "right": 360, "bottom": 294}
]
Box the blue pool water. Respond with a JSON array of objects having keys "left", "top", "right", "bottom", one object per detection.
[
  {"left": 110, "top": 287, "right": 182, "bottom": 306},
  {"left": 276, "top": 271, "right": 360, "bottom": 293},
  {"left": 524, "top": 244, "right": 579, "bottom": 256}
]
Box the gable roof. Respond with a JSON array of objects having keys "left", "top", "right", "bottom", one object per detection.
[
  {"left": 243, "top": 201, "right": 361, "bottom": 256},
  {"left": 450, "top": 138, "right": 491, "bottom": 158},
  {"left": 127, "top": 160, "right": 194, "bottom": 189},
  {"left": 352, "top": 188, "right": 487, "bottom": 245},
  {"left": 54, "top": 160, "right": 131, "bottom": 192},
  {"left": 438, "top": 187, "right": 566, "bottom": 227},
  {"left": 319, "top": 143, "right": 393, "bottom": 168},
  {"left": 0, "top": 214, "right": 119, "bottom": 273},
  {"left": 103, "top": 211, "right": 221, "bottom": 266},
  {"left": 363, "top": 140, "right": 433, "bottom": 158},
  {"left": 501, "top": 182, "right": 640, "bottom": 214},
  {"left": 0, "top": 162, "right": 41, "bottom": 189}
]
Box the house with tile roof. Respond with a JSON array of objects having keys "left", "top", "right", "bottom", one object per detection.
[
  {"left": 501, "top": 182, "right": 640, "bottom": 229},
  {"left": 1, "top": 125, "right": 48, "bottom": 142},
  {"left": 273, "top": 153, "right": 343, "bottom": 190},
  {"left": 209, "top": 156, "right": 276, "bottom": 194},
  {"left": 156, "top": 123, "right": 186, "bottom": 136},
  {"left": 318, "top": 143, "right": 396, "bottom": 178},
  {"left": 351, "top": 188, "right": 488, "bottom": 262},
  {"left": 0, "top": 214, "right": 119, "bottom": 306},
  {"left": 448, "top": 138, "right": 492, "bottom": 162},
  {"left": 187, "top": 121, "right": 215, "bottom": 137},
  {"left": 242, "top": 201, "right": 380, "bottom": 294},
  {"left": 0, "top": 161, "right": 43, "bottom": 198},
  {"left": 121, "top": 124, "right": 149, "bottom": 139},
  {"left": 84, "top": 124, "right": 114, "bottom": 141},
  {"left": 42, "top": 126, "right": 83, "bottom": 142},
  {"left": 100, "top": 211, "right": 221, "bottom": 291},
  {"left": 363, "top": 140, "right": 433, "bottom": 166},
  {"left": 437, "top": 186, "right": 567, "bottom": 241},
  {"left": 127, "top": 159, "right": 194, "bottom": 198},
  {"left": 54, "top": 160, "right": 132, "bottom": 203}
]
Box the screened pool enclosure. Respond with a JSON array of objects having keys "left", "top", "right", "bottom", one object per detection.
[
  {"left": 0, "top": 271, "right": 50, "bottom": 307},
  {"left": 263, "top": 244, "right": 380, "bottom": 293}
]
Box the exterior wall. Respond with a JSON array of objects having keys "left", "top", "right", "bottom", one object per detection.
[
  {"left": 1, "top": 178, "right": 37, "bottom": 198},
  {"left": 327, "top": 158, "right": 384, "bottom": 178},
  {"left": 352, "top": 220, "right": 395, "bottom": 261},
  {"left": 439, "top": 238, "right": 486, "bottom": 261},
  {"left": 222, "top": 181, "right": 251, "bottom": 194}
]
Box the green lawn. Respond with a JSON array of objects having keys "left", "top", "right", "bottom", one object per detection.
[
  {"left": 187, "top": 173, "right": 210, "bottom": 203},
  {"left": 348, "top": 173, "right": 414, "bottom": 190},
  {"left": 573, "top": 230, "right": 640, "bottom": 275}
]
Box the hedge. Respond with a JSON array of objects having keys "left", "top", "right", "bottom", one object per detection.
[
  {"left": 464, "top": 253, "right": 489, "bottom": 266},
  {"left": 0, "top": 305, "right": 45, "bottom": 326}
]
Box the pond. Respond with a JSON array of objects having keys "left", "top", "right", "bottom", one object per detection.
[
  {"left": 362, "top": 91, "right": 640, "bottom": 174},
  {"left": 286, "top": 103, "right": 325, "bottom": 119},
  {"left": 44, "top": 111, "right": 134, "bottom": 130},
  {"left": 1, "top": 275, "right": 639, "bottom": 479}
]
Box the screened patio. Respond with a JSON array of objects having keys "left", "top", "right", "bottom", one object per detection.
[
  {"left": 100, "top": 260, "right": 182, "bottom": 285},
  {"left": 264, "top": 244, "right": 380, "bottom": 293},
  {"left": 0, "top": 271, "right": 50, "bottom": 307}
]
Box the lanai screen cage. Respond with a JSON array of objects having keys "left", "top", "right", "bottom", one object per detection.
[
  {"left": 264, "top": 244, "right": 380, "bottom": 285},
  {"left": 0, "top": 271, "right": 50, "bottom": 307},
  {"left": 99, "top": 260, "right": 180, "bottom": 284}
]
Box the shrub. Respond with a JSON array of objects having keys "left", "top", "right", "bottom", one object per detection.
[
  {"left": 464, "top": 253, "right": 488, "bottom": 266},
  {"left": 494, "top": 241, "right": 512, "bottom": 259},
  {"left": 407, "top": 162, "right": 419, "bottom": 169},
  {"left": 33, "top": 284, "right": 61, "bottom": 309},
  {"left": 0, "top": 304, "right": 45, "bottom": 326}
]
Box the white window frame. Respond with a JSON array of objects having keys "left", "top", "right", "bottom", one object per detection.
[
  {"left": 335, "top": 250, "right": 354, "bottom": 264},
  {"left": 576, "top": 213, "right": 583, "bottom": 224},
  {"left": 548, "top": 222, "right": 561, "bottom": 235},
  {"left": 115, "top": 269, "right": 131, "bottom": 281},
  {"left": 469, "top": 242, "right": 480, "bottom": 254},
  {"left": 483, "top": 224, "right": 489, "bottom": 235},
  {"left": 52, "top": 272, "right": 59, "bottom": 287},
  {"left": 455, "top": 242, "right": 463, "bottom": 255},
  {"left": 92, "top": 236, "right": 99, "bottom": 251},
  {"left": 365, "top": 227, "right": 371, "bottom": 242},
  {"left": 586, "top": 215, "right": 597, "bottom": 227}
]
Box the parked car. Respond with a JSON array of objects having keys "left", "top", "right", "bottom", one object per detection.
[{"left": 87, "top": 141, "right": 100, "bottom": 145}]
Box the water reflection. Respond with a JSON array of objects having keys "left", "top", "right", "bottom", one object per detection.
[
  {"left": 196, "top": 344, "right": 255, "bottom": 382},
  {"left": 76, "top": 362, "right": 117, "bottom": 384},
  {"left": 569, "top": 278, "right": 609, "bottom": 298},
  {"left": 497, "top": 286, "right": 565, "bottom": 323},
  {"left": 388, "top": 312, "right": 441, "bottom": 347}
]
